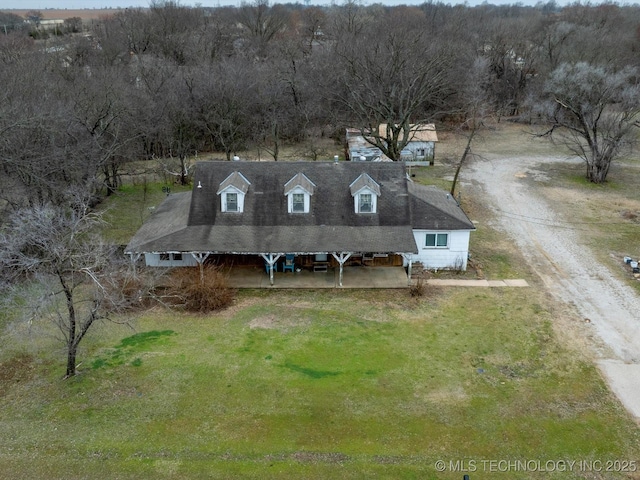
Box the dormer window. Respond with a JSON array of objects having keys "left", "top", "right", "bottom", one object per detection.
[
  {"left": 350, "top": 173, "right": 380, "bottom": 214},
  {"left": 285, "top": 172, "right": 315, "bottom": 214},
  {"left": 292, "top": 193, "right": 305, "bottom": 213},
  {"left": 225, "top": 192, "right": 238, "bottom": 212},
  {"left": 359, "top": 193, "right": 372, "bottom": 213},
  {"left": 217, "top": 171, "right": 250, "bottom": 213}
]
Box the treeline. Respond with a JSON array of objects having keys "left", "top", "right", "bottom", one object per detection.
[{"left": 2, "top": 0, "right": 640, "bottom": 208}]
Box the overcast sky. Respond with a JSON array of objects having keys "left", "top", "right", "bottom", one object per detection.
[{"left": 2, "top": 0, "right": 577, "bottom": 11}]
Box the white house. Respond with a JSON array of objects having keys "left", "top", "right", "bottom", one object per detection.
[{"left": 125, "top": 161, "right": 474, "bottom": 286}]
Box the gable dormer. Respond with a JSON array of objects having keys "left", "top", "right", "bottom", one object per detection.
[
  {"left": 350, "top": 173, "right": 380, "bottom": 214},
  {"left": 217, "top": 171, "right": 251, "bottom": 213},
  {"left": 284, "top": 172, "right": 316, "bottom": 213}
]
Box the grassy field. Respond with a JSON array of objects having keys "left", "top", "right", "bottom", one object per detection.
[
  {"left": 1, "top": 287, "right": 639, "bottom": 479},
  {"left": 2, "top": 124, "right": 640, "bottom": 478}
]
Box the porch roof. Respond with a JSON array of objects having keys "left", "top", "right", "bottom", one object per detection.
[{"left": 126, "top": 224, "right": 417, "bottom": 255}]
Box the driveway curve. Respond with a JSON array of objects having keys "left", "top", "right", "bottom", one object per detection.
[{"left": 466, "top": 153, "right": 640, "bottom": 420}]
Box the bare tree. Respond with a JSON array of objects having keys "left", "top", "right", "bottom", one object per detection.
[
  {"left": 0, "top": 194, "right": 133, "bottom": 378},
  {"left": 193, "top": 61, "right": 254, "bottom": 160},
  {"left": 450, "top": 57, "right": 492, "bottom": 197},
  {"left": 540, "top": 62, "right": 640, "bottom": 184},
  {"left": 236, "top": 0, "right": 288, "bottom": 57},
  {"left": 333, "top": 21, "right": 450, "bottom": 160}
]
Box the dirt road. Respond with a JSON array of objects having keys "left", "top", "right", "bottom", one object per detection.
[{"left": 466, "top": 153, "right": 640, "bottom": 420}]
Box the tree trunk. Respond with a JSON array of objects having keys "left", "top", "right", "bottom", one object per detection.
[
  {"left": 179, "top": 154, "right": 188, "bottom": 185},
  {"left": 450, "top": 127, "right": 478, "bottom": 196},
  {"left": 66, "top": 343, "right": 77, "bottom": 378},
  {"left": 586, "top": 154, "right": 611, "bottom": 184},
  {"left": 60, "top": 273, "right": 77, "bottom": 378}
]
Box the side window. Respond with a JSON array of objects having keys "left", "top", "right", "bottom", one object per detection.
[{"left": 426, "top": 233, "right": 448, "bottom": 248}]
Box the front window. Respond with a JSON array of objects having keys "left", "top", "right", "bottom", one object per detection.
[
  {"left": 425, "top": 233, "right": 448, "bottom": 248},
  {"left": 292, "top": 193, "right": 305, "bottom": 212},
  {"left": 359, "top": 193, "right": 372, "bottom": 213},
  {"left": 226, "top": 192, "right": 238, "bottom": 212}
]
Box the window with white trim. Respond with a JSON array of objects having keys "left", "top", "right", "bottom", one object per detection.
[
  {"left": 292, "top": 193, "right": 305, "bottom": 213},
  {"left": 286, "top": 188, "right": 311, "bottom": 213},
  {"left": 359, "top": 193, "right": 373, "bottom": 213},
  {"left": 225, "top": 192, "right": 238, "bottom": 212},
  {"left": 425, "top": 233, "right": 448, "bottom": 248}
]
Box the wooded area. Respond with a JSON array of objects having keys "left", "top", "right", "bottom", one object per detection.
[
  {"left": 2, "top": 0, "right": 640, "bottom": 375},
  {"left": 2, "top": 0, "right": 640, "bottom": 207}
]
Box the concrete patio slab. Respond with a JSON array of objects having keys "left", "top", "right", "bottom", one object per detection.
[{"left": 225, "top": 266, "right": 410, "bottom": 289}]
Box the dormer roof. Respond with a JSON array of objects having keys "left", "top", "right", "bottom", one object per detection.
[
  {"left": 217, "top": 171, "right": 251, "bottom": 195},
  {"left": 284, "top": 172, "right": 316, "bottom": 196},
  {"left": 349, "top": 173, "right": 381, "bottom": 196}
]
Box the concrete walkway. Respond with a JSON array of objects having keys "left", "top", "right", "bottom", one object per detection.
[
  {"left": 225, "top": 266, "right": 529, "bottom": 289},
  {"left": 427, "top": 279, "right": 529, "bottom": 287}
]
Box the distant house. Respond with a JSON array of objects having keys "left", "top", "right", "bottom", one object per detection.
[
  {"left": 125, "top": 161, "right": 474, "bottom": 286},
  {"left": 346, "top": 124, "right": 438, "bottom": 165},
  {"left": 38, "top": 19, "right": 65, "bottom": 31}
]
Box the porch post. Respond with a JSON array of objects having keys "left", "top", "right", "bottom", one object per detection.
[
  {"left": 260, "top": 253, "right": 281, "bottom": 286},
  {"left": 402, "top": 253, "right": 413, "bottom": 286},
  {"left": 128, "top": 253, "right": 141, "bottom": 274},
  {"left": 191, "top": 252, "right": 211, "bottom": 282},
  {"left": 331, "top": 252, "right": 352, "bottom": 287}
]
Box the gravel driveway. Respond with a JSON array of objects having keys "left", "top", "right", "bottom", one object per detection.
[{"left": 466, "top": 153, "right": 640, "bottom": 420}]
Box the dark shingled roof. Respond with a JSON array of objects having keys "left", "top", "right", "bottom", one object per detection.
[
  {"left": 125, "top": 161, "right": 474, "bottom": 255},
  {"left": 125, "top": 191, "right": 193, "bottom": 254},
  {"left": 407, "top": 182, "right": 476, "bottom": 230}
]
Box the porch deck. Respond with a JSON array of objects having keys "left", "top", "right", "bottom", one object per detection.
[{"left": 224, "top": 266, "right": 410, "bottom": 289}]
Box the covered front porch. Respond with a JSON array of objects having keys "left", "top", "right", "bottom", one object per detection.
[{"left": 223, "top": 265, "right": 410, "bottom": 289}]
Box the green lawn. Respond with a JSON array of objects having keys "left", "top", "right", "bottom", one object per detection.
[{"left": 0, "top": 288, "right": 638, "bottom": 479}]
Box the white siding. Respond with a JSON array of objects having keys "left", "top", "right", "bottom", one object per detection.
[
  {"left": 409, "top": 230, "right": 471, "bottom": 270},
  {"left": 401, "top": 141, "right": 435, "bottom": 161},
  {"left": 144, "top": 253, "right": 199, "bottom": 267}
]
